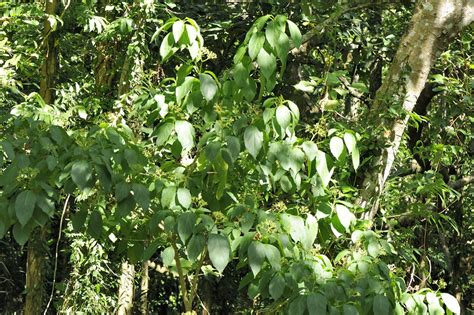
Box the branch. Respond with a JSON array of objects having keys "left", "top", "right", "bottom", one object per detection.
[{"left": 449, "top": 176, "right": 474, "bottom": 190}]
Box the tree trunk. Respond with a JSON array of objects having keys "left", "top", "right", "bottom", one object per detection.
[
  {"left": 117, "top": 262, "right": 135, "bottom": 315},
  {"left": 24, "top": 227, "right": 48, "bottom": 315},
  {"left": 39, "top": 0, "right": 59, "bottom": 103},
  {"left": 139, "top": 261, "right": 149, "bottom": 315},
  {"left": 358, "top": 0, "right": 473, "bottom": 219}
]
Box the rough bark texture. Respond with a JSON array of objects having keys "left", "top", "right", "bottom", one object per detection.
[
  {"left": 39, "top": 0, "right": 59, "bottom": 103},
  {"left": 139, "top": 261, "right": 149, "bottom": 315},
  {"left": 359, "top": 0, "right": 474, "bottom": 219},
  {"left": 24, "top": 227, "right": 48, "bottom": 315},
  {"left": 117, "top": 262, "right": 135, "bottom": 315}
]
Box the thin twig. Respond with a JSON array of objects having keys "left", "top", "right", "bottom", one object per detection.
[{"left": 43, "top": 194, "right": 71, "bottom": 315}]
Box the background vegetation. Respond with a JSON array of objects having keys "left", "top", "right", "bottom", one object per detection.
[{"left": 0, "top": 0, "right": 472, "bottom": 314}]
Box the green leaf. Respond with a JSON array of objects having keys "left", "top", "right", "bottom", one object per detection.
[
  {"left": 281, "top": 214, "right": 305, "bottom": 243},
  {"left": 161, "top": 186, "right": 177, "bottom": 208},
  {"left": 302, "top": 141, "right": 318, "bottom": 161},
  {"left": 161, "top": 247, "right": 175, "bottom": 266},
  {"left": 208, "top": 234, "right": 231, "bottom": 273},
  {"left": 343, "top": 132, "right": 356, "bottom": 154},
  {"left": 204, "top": 141, "right": 221, "bottom": 162},
  {"left": 132, "top": 183, "right": 149, "bottom": 211},
  {"left": 265, "top": 21, "right": 278, "bottom": 49},
  {"left": 88, "top": 211, "right": 102, "bottom": 239},
  {"left": 185, "top": 24, "right": 197, "bottom": 44},
  {"left": 177, "top": 212, "right": 196, "bottom": 243},
  {"left": 200, "top": 73, "right": 218, "bottom": 101},
  {"left": 287, "top": 20, "right": 302, "bottom": 47},
  {"left": 160, "top": 33, "right": 177, "bottom": 62},
  {"left": 329, "top": 136, "right": 344, "bottom": 160},
  {"left": 289, "top": 296, "right": 306, "bottom": 315},
  {"left": 244, "top": 126, "right": 263, "bottom": 159},
  {"left": 307, "top": 293, "right": 327, "bottom": 315},
  {"left": 155, "top": 122, "right": 174, "bottom": 146},
  {"left": 115, "top": 182, "right": 130, "bottom": 203},
  {"left": 352, "top": 146, "right": 360, "bottom": 170},
  {"left": 12, "top": 223, "right": 30, "bottom": 246},
  {"left": 248, "top": 241, "right": 266, "bottom": 276},
  {"left": 248, "top": 32, "right": 265, "bottom": 60},
  {"left": 441, "top": 293, "right": 460, "bottom": 314},
  {"left": 276, "top": 105, "right": 291, "bottom": 131},
  {"left": 269, "top": 274, "right": 285, "bottom": 300},
  {"left": 187, "top": 234, "right": 205, "bottom": 261},
  {"left": 71, "top": 160, "right": 93, "bottom": 190},
  {"left": 177, "top": 187, "right": 192, "bottom": 209},
  {"left": 373, "top": 295, "right": 390, "bottom": 315},
  {"left": 257, "top": 49, "right": 277, "bottom": 79},
  {"left": 172, "top": 20, "right": 185, "bottom": 43},
  {"left": 15, "top": 190, "right": 37, "bottom": 226},
  {"left": 175, "top": 120, "right": 195, "bottom": 153},
  {"left": 343, "top": 304, "right": 358, "bottom": 315},
  {"left": 316, "top": 151, "right": 331, "bottom": 187},
  {"left": 302, "top": 214, "right": 318, "bottom": 250},
  {"left": 263, "top": 244, "right": 281, "bottom": 270},
  {"left": 335, "top": 204, "right": 354, "bottom": 230},
  {"left": 280, "top": 175, "right": 292, "bottom": 192}
]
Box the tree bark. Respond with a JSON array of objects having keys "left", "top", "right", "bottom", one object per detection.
[
  {"left": 39, "top": 0, "right": 59, "bottom": 103},
  {"left": 24, "top": 227, "right": 48, "bottom": 315},
  {"left": 358, "top": 0, "right": 474, "bottom": 219},
  {"left": 117, "top": 262, "right": 135, "bottom": 315},
  {"left": 139, "top": 261, "right": 149, "bottom": 315}
]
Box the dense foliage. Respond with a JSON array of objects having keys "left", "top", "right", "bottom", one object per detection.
[{"left": 0, "top": 1, "right": 472, "bottom": 314}]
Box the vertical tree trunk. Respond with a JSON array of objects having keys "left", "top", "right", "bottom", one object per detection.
[
  {"left": 117, "top": 262, "right": 135, "bottom": 315},
  {"left": 24, "top": 227, "right": 48, "bottom": 315},
  {"left": 358, "top": 0, "right": 473, "bottom": 219},
  {"left": 39, "top": 0, "right": 59, "bottom": 104},
  {"left": 139, "top": 261, "right": 149, "bottom": 315},
  {"left": 24, "top": 1, "right": 60, "bottom": 313}
]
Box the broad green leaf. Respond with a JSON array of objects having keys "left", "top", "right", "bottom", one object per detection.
[
  {"left": 155, "top": 122, "right": 174, "bottom": 146},
  {"left": 161, "top": 186, "right": 177, "bottom": 208},
  {"left": 161, "top": 247, "right": 175, "bottom": 266},
  {"left": 15, "top": 190, "right": 37, "bottom": 226},
  {"left": 265, "top": 21, "right": 278, "bottom": 49},
  {"left": 335, "top": 204, "right": 354, "bottom": 230},
  {"left": 187, "top": 234, "right": 205, "bottom": 262},
  {"left": 316, "top": 151, "right": 331, "bottom": 187},
  {"left": 343, "top": 132, "right": 356, "bottom": 154},
  {"left": 248, "top": 32, "right": 265, "bottom": 60},
  {"left": 172, "top": 20, "right": 185, "bottom": 43},
  {"left": 177, "top": 187, "right": 192, "bottom": 209},
  {"left": 115, "top": 182, "right": 130, "bottom": 203},
  {"left": 373, "top": 295, "right": 390, "bottom": 315},
  {"left": 302, "top": 141, "right": 318, "bottom": 161},
  {"left": 132, "top": 183, "right": 149, "bottom": 211},
  {"left": 329, "top": 136, "right": 344, "bottom": 160},
  {"left": 281, "top": 214, "right": 305, "bottom": 243},
  {"left": 307, "top": 293, "right": 327, "bottom": 315},
  {"left": 244, "top": 126, "right": 263, "bottom": 159},
  {"left": 71, "top": 160, "right": 92, "bottom": 190},
  {"left": 263, "top": 244, "right": 281, "bottom": 270},
  {"left": 287, "top": 20, "right": 302, "bottom": 47},
  {"left": 280, "top": 175, "right": 292, "bottom": 192},
  {"left": 343, "top": 304, "right": 358, "bottom": 315},
  {"left": 208, "top": 234, "right": 231, "bottom": 273},
  {"left": 205, "top": 141, "right": 221, "bottom": 162},
  {"left": 12, "top": 223, "right": 29, "bottom": 246},
  {"left": 185, "top": 24, "right": 197, "bottom": 44},
  {"left": 303, "top": 214, "right": 318, "bottom": 250},
  {"left": 441, "top": 293, "right": 460, "bottom": 314},
  {"left": 289, "top": 296, "right": 306, "bottom": 315},
  {"left": 352, "top": 146, "right": 360, "bottom": 170},
  {"left": 88, "top": 211, "right": 102, "bottom": 239},
  {"left": 248, "top": 241, "right": 266, "bottom": 276},
  {"left": 257, "top": 49, "right": 276, "bottom": 79},
  {"left": 175, "top": 120, "right": 195, "bottom": 153},
  {"left": 160, "top": 33, "right": 177, "bottom": 62},
  {"left": 276, "top": 105, "right": 291, "bottom": 131},
  {"left": 269, "top": 274, "right": 285, "bottom": 300},
  {"left": 199, "top": 73, "right": 218, "bottom": 101},
  {"left": 177, "top": 212, "right": 196, "bottom": 243}
]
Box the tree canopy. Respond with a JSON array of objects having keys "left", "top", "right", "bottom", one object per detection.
[{"left": 0, "top": 0, "right": 473, "bottom": 314}]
